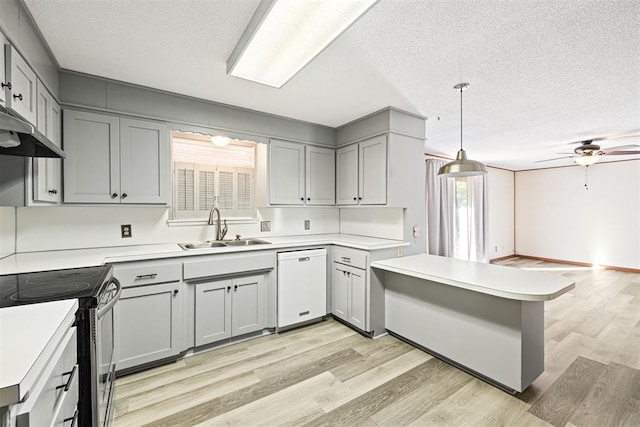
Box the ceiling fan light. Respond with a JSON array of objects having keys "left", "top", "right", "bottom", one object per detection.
[{"left": 574, "top": 155, "right": 599, "bottom": 166}]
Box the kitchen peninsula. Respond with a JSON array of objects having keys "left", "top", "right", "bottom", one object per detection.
[{"left": 371, "top": 254, "right": 575, "bottom": 392}]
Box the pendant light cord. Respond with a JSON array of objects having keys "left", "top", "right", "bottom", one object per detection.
[{"left": 460, "top": 86, "right": 463, "bottom": 150}]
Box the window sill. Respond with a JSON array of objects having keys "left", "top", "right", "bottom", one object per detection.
[{"left": 167, "top": 217, "right": 259, "bottom": 227}]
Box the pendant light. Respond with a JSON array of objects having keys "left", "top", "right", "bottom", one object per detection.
[{"left": 438, "top": 83, "right": 488, "bottom": 177}]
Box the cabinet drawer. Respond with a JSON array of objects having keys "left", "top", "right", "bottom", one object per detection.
[
  {"left": 16, "top": 327, "right": 77, "bottom": 427},
  {"left": 114, "top": 260, "right": 182, "bottom": 287},
  {"left": 332, "top": 247, "right": 368, "bottom": 269},
  {"left": 184, "top": 252, "right": 275, "bottom": 280}
]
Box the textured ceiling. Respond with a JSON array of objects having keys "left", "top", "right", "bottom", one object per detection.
[{"left": 23, "top": 0, "right": 640, "bottom": 170}]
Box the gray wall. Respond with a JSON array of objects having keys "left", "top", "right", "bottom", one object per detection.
[{"left": 0, "top": 0, "right": 59, "bottom": 96}]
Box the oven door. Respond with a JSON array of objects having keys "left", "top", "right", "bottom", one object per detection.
[{"left": 95, "top": 278, "right": 121, "bottom": 427}]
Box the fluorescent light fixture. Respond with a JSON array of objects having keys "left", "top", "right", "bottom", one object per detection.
[
  {"left": 574, "top": 155, "right": 599, "bottom": 166},
  {"left": 227, "top": 0, "right": 378, "bottom": 88}
]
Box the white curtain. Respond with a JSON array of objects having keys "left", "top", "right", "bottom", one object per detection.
[
  {"left": 426, "top": 159, "right": 489, "bottom": 262},
  {"left": 426, "top": 159, "right": 455, "bottom": 257},
  {"left": 458, "top": 174, "right": 489, "bottom": 263}
]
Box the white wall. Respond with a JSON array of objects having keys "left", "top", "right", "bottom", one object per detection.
[
  {"left": 487, "top": 167, "right": 515, "bottom": 259},
  {"left": 15, "top": 206, "right": 339, "bottom": 252},
  {"left": 0, "top": 206, "right": 16, "bottom": 258},
  {"left": 339, "top": 208, "right": 404, "bottom": 240},
  {"left": 515, "top": 160, "right": 640, "bottom": 269}
]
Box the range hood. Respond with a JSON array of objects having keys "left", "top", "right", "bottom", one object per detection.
[{"left": 0, "top": 106, "right": 65, "bottom": 159}]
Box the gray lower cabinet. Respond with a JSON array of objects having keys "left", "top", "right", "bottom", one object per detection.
[
  {"left": 332, "top": 262, "right": 366, "bottom": 331},
  {"left": 115, "top": 281, "right": 182, "bottom": 371},
  {"left": 195, "top": 274, "right": 265, "bottom": 347}
]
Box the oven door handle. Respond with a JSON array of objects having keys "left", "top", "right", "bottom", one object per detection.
[{"left": 97, "top": 278, "right": 122, "bottom": 319}]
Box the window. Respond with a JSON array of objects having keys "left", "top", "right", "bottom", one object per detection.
[
  {"left": 171, "top": 132, "right": 256, "bottom": 220},
  {"left": 453, "top": 176, "right": 487, "bottom": 262}
]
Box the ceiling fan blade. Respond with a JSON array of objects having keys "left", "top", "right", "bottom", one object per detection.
[
  {"left": 555, "top": 152, "right": 575, "bottom": 155},
  {"left": 602, "top": 150, "right": 640, "bottom": 156},
  {"left": 601, "top": 144, "right": 640, "bottom": 152},
  {"left": 535, "top": 155, "right": 573, "bottom": 163}
]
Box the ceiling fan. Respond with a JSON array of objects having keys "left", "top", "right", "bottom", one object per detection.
[{"left": 536, "top": 135, "right": 640, "bottom": 166}]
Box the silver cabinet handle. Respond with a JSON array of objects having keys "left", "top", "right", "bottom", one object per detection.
[
  {"left": 341, "top": 257, "right": 351, "bottom": 262},
  {"left": 135, "top": 273, "right": 157, "bottom": 280},
  {"left": 298, "top": 257, "right": 310, "bottom": 262}
]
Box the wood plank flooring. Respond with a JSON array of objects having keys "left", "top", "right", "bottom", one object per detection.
[{"left": 114, "top": 258, "right": 640, "bottom": 426}]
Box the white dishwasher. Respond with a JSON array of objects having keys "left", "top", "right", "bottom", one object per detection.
[{"left": 277, "top": 249, "right": 327, "bottom": 328}]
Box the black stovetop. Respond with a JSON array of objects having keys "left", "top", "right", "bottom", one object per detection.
[{"left": 0, "top": 265, "right": 113, "bottom": 308}]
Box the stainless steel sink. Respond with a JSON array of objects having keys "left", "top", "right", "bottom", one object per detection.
[
  {"left": 178, "top": 239, "right": 271, "bottom": 250},
  {"left": 224, "top": 238, "right": 270, "bottom": 246},
  {"left": 178, "top": 241, "right": 228, "bottom": 250}
]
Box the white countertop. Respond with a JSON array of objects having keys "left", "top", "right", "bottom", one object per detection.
[
  {"left": 0, "top": 234, "right": 408, "bottom": 275},
  {"left": 371, "top": 254, "right": 575, "bottom": 301},
  {"left": 0, "top": 300, "right": 78, "bottom": 406}
]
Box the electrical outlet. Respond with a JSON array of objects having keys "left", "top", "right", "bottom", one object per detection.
[
  {"left": 494, "top": 246, "right": 498, "bottom": 252},
  {"left": 260, "top": 221, "right": 271, "bottom": 232},
  {"left": 397, "top": 246, "right": 403, "bottom": 257},
  {"left": 121, "top": 224, "right": 132, "bottom": 238},
  {"left": 412, "top": 226, "right": 420, "bottom": 238},
  {"left": 304, "top": 220, "right": 310, "bottom": 230}
]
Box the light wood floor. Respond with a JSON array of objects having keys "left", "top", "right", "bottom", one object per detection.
[{"left": 113, "top": 258, "right": 640, "bottom": 426}]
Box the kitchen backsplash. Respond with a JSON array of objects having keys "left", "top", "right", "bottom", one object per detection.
[
  {"left": 12, "top": 205, "right": 403, "bottom": 253},
  {"left": 0, "top": 207, "right": 16, "bottom": 258}
]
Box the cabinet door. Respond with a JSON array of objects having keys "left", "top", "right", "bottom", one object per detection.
[
  {"left": 269, "top": 140, "right": 305, "bottom": 205},
  {"left": 358, "top": 135, "right": 387, "bottom": 204},
  {"left": 231, "top": 275, "right": 264, "bottom": 336},
  {"left": 33, "top": 158, "right": 60, "bottom": 203},
  {"left": 195, "top": 280, "right": 232, "bottom": 346},
  {"left": 332, "top": 264, "right": 348, "bottom": 321},
  {"left": 63, "top": 110, "right": 120, "bottom": 203},
  {"left": 116, "top": 282, "right": 181, "bottom": 371},
  {"left": 0, "top": 34, "right": 6, "bottom": 105},
  {"left": 6, "top": 45, "right": 37, "bottom": 124},
  {"left": 305, "top": 145, "right": 335, "bottom": 205},
  {"left": 48, "top": 97, "right": 62, "bottom": 147},
  {"left": 348, "top": 267, "right": 367, "bottom": 331},
  {"left": 36, "top": 78, "right": 49, "bottom": 135},
  {"left": 336, "top": 144, "right": 358, "bottom": 205},
  {"left": 119, "top": 118, "right": 170, "bottom": 204}
]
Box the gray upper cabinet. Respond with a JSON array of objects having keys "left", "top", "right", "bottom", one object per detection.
[
  {"left": 305, "top": 145, "right": 335, "bottom": 205},
  {"left": 0, "top": 33, "right": 6, "bottom": 105},
  {"left": 63, "top": 109, "right": 170, "bottom": 204},
  {"left": 119, "top": 117, "right": 170, "bottom": 204},
  {"left": 269, "top": 139, "right": 305, "bottom": 205},
  {"left": 336, "top": 134, "right": 387, "bottom": 205},
  {"left": 358, "top": 135, "right": 387, "bottom": 204},
  {"left": 336, "top": 144, "right": 358, "bottom": 205},
  {"left": 32, "top": 80, "right": 61, "bottom": 203},
  {"left": 5, "top": 45, "right": 37, "bottom": 124},
  {"left": 269, "top": 139, "right": 335, "bottom": 206}
]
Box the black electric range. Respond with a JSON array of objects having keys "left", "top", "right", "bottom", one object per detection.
[
  {"left": 0, "top": 265, "right": 121, "bottom": 427},
  {"left": 0, "top": 265, "right": 113, "bottom": 308}
]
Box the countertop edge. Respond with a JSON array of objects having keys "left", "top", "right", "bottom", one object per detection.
[{"left": 371, "top": 260, "right": 576, "bottom": 301}]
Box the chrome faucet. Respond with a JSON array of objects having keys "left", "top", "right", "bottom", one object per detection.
[{"left": 207, "top": 207, "right": 228, "bottom": 241}]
